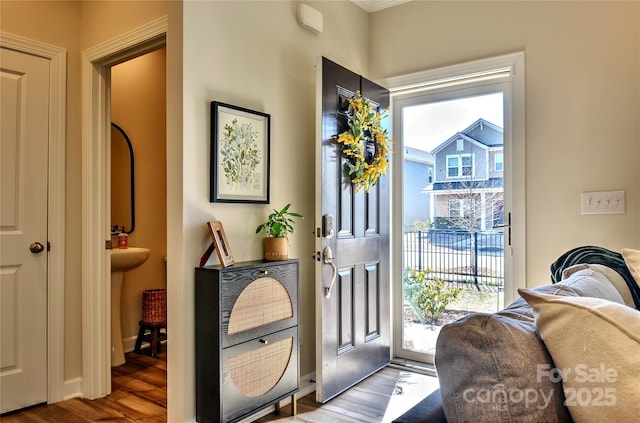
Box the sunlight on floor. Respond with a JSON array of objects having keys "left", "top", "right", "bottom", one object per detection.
[
  {"left": 257, "top": 368, "right": 439, "bottom": 423},
  {"left": 381, "top": 371, "right": 439, "bottom": 422}
]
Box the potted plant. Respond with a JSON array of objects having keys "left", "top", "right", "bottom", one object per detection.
[{"left": 255, "top": 203, "right": 303, "bottom": 261}]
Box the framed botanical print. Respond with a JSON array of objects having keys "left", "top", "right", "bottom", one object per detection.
[{"left": 211, "top": 101, "right": 270, "bottom": 203}]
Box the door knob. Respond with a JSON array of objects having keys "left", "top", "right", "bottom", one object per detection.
[{"left": 30, "top": 242, "right": 45, "bottom": 254}]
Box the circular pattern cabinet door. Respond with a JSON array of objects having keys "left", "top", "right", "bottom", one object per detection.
[
  {"left": 228, "top": 276, "right": 293, "bottom": 335},
  {"left": 227, "top": 276, "right": 294, "bottom": 396}
]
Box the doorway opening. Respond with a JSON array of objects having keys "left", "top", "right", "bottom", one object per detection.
[
  {"left": 81, "top": 16, "right": 167, "bottom": 400},
  {"left": 398, "top": 91, "right": 505, "bottom": 361},
  {"left": 388, "top": 53, "right": 526, "bottom": 365},
  {"left": 110, "top": 47, "right": 167, "bottom": 375}
]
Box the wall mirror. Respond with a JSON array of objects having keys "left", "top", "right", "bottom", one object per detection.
[{"left": 111, "top": 122, "right": 136, "bottom": 234}]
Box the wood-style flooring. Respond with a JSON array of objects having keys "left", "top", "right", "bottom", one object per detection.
[
  {"left": 2, "top": 350, "right": 438, "bottom": 423},
  {"left": 2, "top": 350, "right": 167, "bottom": 423},
  {"left": 256, "top": 367, "right": 438, "bottom": 423}
]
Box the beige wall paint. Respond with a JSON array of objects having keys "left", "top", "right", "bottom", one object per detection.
[
  {"left": 1, "top": 0, "right": 85, "bottom": 381},
  {"left": 165, "top": 2, "right": 184, "bottom": 420},
  {"left": 0, "top": 0, "right": 169, "bottom": 392},
  {"left": 179, "top": 1, "right": 369, "bottom": 419},
  {"left": 371, "top": 1, "right": 640, "bottom": 284},
  {"left": 111, "top": 48, "right": 167, "bottom": 344},
  {"left": 79, "top": 0, "right": 168, "bottom": 50}
]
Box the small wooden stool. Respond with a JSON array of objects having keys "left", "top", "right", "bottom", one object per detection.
[{"left": 134, "top": 320, "right": 167, "bottom": 357}]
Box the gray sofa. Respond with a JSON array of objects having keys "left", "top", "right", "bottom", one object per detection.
[{"left": 393, "top": 246, "right": 639, "bottom": 423}]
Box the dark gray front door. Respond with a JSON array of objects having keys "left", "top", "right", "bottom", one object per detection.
[{"left": 315, "top": 57, "right": 391, "bottom": 403}]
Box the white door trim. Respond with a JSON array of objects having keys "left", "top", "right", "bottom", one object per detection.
[
  {"left": 0, "top": 32, "right": 67, "bottom": 404},
  {"left": 385, "top": 52, "right": 526, "bottom": 359},
  {"left": 81, "top": 16, "right": 167, "bottom": 399}
]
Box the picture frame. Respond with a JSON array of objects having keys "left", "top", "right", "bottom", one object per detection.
[
  {"left": 211, "top": 101, "right": 270, "bottom": 203},
  {"left": 202, "top": 221, "right": 234, "bottom": 268}
]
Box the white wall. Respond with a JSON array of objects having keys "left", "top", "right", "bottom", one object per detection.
[
  {"left": 178, "top": 1, "right": 369, "bottom": 420},
  {"left": 371, "top": 1, "right": 640, "bottom": 284}
]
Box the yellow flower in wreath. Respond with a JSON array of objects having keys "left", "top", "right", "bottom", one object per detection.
[{"left": 336, "top": 91, "right": 392, "bottom": 193}]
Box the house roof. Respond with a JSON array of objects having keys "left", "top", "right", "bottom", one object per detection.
[
  {"left": 431, "top": 118, "right": 503, "bottom": 154},
  {"left": 427, "top": 177, "right": 504, "bottom": 192},
  {"left": 404, "top": 146, "right": 434, "bottom": 164}
]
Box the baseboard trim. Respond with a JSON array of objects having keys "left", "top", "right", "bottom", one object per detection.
[
  {"left": 63, "top": 377, "right": 83, "bottom": 401},
  {"left": 62, "top": 336, "right": 165, "bottom": 402}
]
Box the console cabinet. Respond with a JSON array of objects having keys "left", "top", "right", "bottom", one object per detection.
[{"left": 195, "top": 260, "right": 299, "bottom": 423}]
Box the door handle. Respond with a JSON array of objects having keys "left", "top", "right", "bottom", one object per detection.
[
  {"left": 30, "top": 242, "right": 45, "bottom": 254},
  {"left": 323, "top": 246, "right": 337, "bottom": 299},
  {"left": 492, "top": 212, "right": 511, "bottom": 229},
  {"left": 492, "top": 212, "right": 511, "bottom": 246}
]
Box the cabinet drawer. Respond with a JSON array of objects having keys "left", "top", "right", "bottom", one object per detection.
[
  {"left": 195, "top": 260, "right": 299, "bottom": 423},
  {"left": 220, "top": 262, "right": 297, "bottom": 348},
  {"left": 222, "top": 326, "right": 299, "bottom": 422}
]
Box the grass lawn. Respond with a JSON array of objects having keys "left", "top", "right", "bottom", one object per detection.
[{"left": 448, "top": 289, "right": 501, "bottom": 314}]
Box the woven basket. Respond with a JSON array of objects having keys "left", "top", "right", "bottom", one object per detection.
[{"left": 142, "top": 288, "right": 167, "bottom": 324}]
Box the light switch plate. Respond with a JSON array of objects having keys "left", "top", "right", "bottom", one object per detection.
[{"left": 581, "top": 190, "right": 625, "bottom": 215}]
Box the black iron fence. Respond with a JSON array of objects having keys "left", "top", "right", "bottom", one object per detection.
[{"left": 403, "top": 230, "right": 504, "bottom": 292}]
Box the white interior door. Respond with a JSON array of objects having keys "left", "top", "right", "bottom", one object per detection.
[{"left": 0, "top": 47, "right": 50, "bottom": 414}]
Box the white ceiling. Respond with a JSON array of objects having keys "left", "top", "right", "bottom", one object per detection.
[{"left": 351, "top": 0, "right": 411, "bottom": 13}]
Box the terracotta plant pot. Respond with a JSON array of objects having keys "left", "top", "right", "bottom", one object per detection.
[{"left": 264, "top": 237, "right": 288, "bottom": 261}]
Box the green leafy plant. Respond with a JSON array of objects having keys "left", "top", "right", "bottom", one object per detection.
[
  {"left": 335, "top": 91, "right": 391, "bottom": 193},
  {"left": 405, "top": 268, "right": 462, "bottom": 325},
  {"left": 255, "top": 203, "right": 303, "bottom": 238},
  {"left": 408, "top": 218, "right": 431, "bottom": 232}
]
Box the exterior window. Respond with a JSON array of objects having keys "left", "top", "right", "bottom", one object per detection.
[
  {"left": 428, "top": 167, "right": 433, "bottom": 184},
  {"left": 447, "top": 154, "right": 473, "bottom": 178},
  {"left": 447, "top": 156, "right": 459, "bottom": 177},
  {"left": 449, "top": 199, "right": 474, "bottom": 220},
  {"left": 495, "top": 153, "right": 503, "bottom": 171},
  {"left": 449, "top": 199, "right": 461, "bottom": 219},
  {"left": 461, "top": 155, "right": 473, "bottom": 176}
]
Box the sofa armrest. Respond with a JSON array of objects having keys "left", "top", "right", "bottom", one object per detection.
[{"left": 392, "top": 388, "right": 447, "bottom": 423}]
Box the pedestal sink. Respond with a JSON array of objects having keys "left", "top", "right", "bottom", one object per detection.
[{"left": 111, "top": 247, "right": 150, "bottom": 366}]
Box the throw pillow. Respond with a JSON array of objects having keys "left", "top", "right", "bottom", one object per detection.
[
  {"left": 435, "top": 284, "right": 577, "bottom": 422},
  {"left": 519, "top": 289, "right": 640, "bottom": 423},
  {"left": 556, "top": 265, "right": 625, "bottom": 305}
]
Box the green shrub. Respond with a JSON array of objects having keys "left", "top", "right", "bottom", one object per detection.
[{"left": 404, "top": 269, "right": 462, "bottom": 325}]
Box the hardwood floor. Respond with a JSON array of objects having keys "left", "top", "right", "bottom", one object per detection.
[
  {"left": 2, "top": 350, "right": 438, "bottom": 423},
  {"left": 2, "top": 350, "right": 167, "bottom": 422},
  {"left": 256, "top": 367, "right": 438, "bottom": 423}
]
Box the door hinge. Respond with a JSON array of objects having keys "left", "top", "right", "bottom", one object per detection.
[
  {"left": 47, "top": 241, "right": 51, "bottom": 252},
  {"left": 106, "top": 240, "right": 113, "bottom": 250}
]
